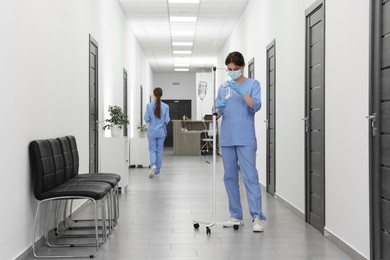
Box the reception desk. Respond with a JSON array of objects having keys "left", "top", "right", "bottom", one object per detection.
[{"left": 173, "top": 120, "right": 214, "bottom": 156}]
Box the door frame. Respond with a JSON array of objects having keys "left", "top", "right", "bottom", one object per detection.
[
  {"left": 248, "top": 58, "right": 255, "bottom": 79},
  {"left": 369, "top": 0, "right": 382, "bottom": 258},
  {"left": 123, "top": 68, "right": 128, "bottom": 137},
  {"left": 266, "top": 39, "right": 276, "bottom": 196},
  {"left": 140, "top": 85, "right": 144, "bottom": 124},
  {"left": 89, "top": 34, "right": 99, "bottom": 173},
  {"left": 304, "top": 0, "right": 326, "bottom": 234}
]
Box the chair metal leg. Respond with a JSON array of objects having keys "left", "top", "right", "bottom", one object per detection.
[
  {"left": 33, "top": 197, "right": 100, "bottom": 258},
  {"left": 50, "top": 196, "right": 109, "bottom": 245},
  {"left": 63, "top": 187, "right": 118, "bottom": 231}
]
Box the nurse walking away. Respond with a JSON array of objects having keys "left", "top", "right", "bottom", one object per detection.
[
  {"left": 144, "top": 87, "right": 170, "bottom": 178},
  {"left": 215, "top": 51, "right": 266, "bottom": 232}
]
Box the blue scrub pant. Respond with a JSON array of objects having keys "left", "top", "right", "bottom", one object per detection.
[
  {"left": 221, "top": 145, "right": 266, "bottom": 221},
  {"left": 147, "top": 136, "right": 165, "bottom": 174}
]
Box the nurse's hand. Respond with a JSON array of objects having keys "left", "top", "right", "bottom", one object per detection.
[
  {"left": 216, "top": 99, "right": 226, "bottom": 114},
  {"left": 228, "top": 80, "right": 243, "bottom": 96}
]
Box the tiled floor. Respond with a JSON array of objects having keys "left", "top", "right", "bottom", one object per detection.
[{"left": 23, "top": 148, "right": 353, "bottom": 260}]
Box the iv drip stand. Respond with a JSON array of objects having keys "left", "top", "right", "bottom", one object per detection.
[{"left": 192, "top": 66, "right": 240, "bottom": 235}]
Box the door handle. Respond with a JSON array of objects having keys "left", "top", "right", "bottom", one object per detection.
[
  {"left": 366, "top": 113, "right": 377, "bottom": 136},
  {"left": 302, "top": 117, "right": 309, "bottom": 132},
  {"left": 264, "top": 119, "right": 269, "bottom": 129}
]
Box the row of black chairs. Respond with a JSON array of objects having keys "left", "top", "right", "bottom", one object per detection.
[{"left": 29, "top": 135, "right": 121, "bottom": 258}]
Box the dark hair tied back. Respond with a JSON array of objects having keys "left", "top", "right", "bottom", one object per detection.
[{"left": 154, "top": 87, "right": 163, "bottom": 119}]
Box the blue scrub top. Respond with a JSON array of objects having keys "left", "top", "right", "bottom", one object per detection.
[
  {"left": 216, "top": 78, "right": 261, "bottom": 146},
  {"left": 144, "top": 101, "right": 170, "bottom": 138}
]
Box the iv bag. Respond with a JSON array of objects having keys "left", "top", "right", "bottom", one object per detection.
[{"left": 198, "top": 81, "right": 207, "bottom": 100}]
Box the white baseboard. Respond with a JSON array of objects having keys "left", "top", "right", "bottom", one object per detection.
[
  {"left": 260, "top": 184, "right": 367, "bottom": 260},
  {"left": 324, "top": 228, "right": 368, "bottom": 260},
  {"left": 273, "top": 192, "right": 306, "bottom": 221}
]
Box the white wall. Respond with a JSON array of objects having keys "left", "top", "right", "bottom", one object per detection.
[
  {"left": 218, "top": 0, "right": 369, "bottom": 258},
  {"left": 325, "top": 0, "right": 370, "bottom": 257},
  {"left": 125, "top": 22, "right": 153, "bottom": 137},
  {"left": 0, "top": 0, "right": 150, "bottom": 259},
  {"left": 153, "top": 72, "right": 197, "bottom": 119}
]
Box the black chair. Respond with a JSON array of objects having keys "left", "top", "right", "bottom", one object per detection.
[
  {"left": 49, "top": 139, "right": 114, "bottom": 239},
  {"left": 29, "top": 139, "right": 111, "bottom": 258},
  {"left": 58, "top": 136, "right": 121, "bottom": 228},
  {"left": 67, "top": 136, "right": 121, "bottom": 182}
]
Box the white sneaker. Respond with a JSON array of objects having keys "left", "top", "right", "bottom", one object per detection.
[
  {"left": 253, "top": 217, "right": 264, "bottom": 232},
  {"left": 222, "top": 218, "right": 244, "bottom": 227},
  {"left": 149, "top": 165, "right": 156, "bottom": 178}
]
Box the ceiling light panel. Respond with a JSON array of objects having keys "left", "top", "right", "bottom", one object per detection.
[
  {"left": 174, "top": 68, "right": 190, "bottom": 72},
  {"left": 168, "top": 3, "right": 199, "bottom": 15},
  {"left": 122, "top": 2, "right": 168, "bottom": 14},
  {"left": 173, "top": 50, "right": 192, "bottom": 54},
  {"left": 168, "top": 0, "right": 200, "bottom": 3},
  {"left": 173, "top": 57, "right": 191, "bottom": 64},
  {"left": 199, "top": 2, "right": 247, "bottom": 14},
  {"left": 170, "top": 22, "right": 196, "bottom": 31},
  {"left": 170, "top": 16, "right": 197, "bottom": 22},
  {"left": 171, "top": 31, "right": 195, "bottom": 37},
  {"left": 172, "top": 42, "right": 193, "bottom": 46}
]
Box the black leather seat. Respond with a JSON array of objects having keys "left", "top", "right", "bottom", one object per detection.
[
  {"left": 67, "top": 135, "right": 121, "bottom": 182},
  {"left": 57, "top": 136, "right": 120, "bottom": 226},
  {"left": 30, "top": 139, "right": 111, "bottom": 202},
  {"left": 56, "top": 137, "right": 118, "bottom": 187},
  {"left": 29, "top": 139, "right": 111, "bottom": 258},
  {"left": 49, "top": 138, "right": 115, "bottom": 236}
]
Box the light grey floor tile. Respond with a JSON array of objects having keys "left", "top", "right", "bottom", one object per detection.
[
  {"left": 19, "top": 148, "right": 355, "bottom": 260},
  {"left": 310, "top": 257, "right": 354, "bottom": 260}
]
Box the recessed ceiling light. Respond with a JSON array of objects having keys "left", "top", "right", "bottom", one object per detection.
[
  {"left": 173, "top": 58, "right": 190, "bottom": 64},
  {"left": 171, "top": 31, "right": 195, "bottom": 36},
  {"left": 175, "top": 68, "right": 190, "bottom": 72},
  {"left": 174, "top": 64, "right": 190, "bottom": 67},
  {"left": 168, "top": 0, "right": 200, "bottom": 3},
  {"left": 172, "top": 42, "right": 193, "bottom": 46},
  {"left": 173, "top": 50, "right": 192, "bottom": 55},
  {"left": 170, "top": 16, "right": 197, "bottom": 22}
]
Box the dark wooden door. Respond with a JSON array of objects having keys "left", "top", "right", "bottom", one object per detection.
[
  {"left": 123, "top": 68, "right": 128, "bottom": 137},
  {"left": 164, "top": 100, "right": 191, "bottom": 147},
  {"left": 266, "top": 40, "right": 276, "bottom": 196},
  {"left": 370, "top": 0, "right": 390, "bottom": 258},
  {"left": 89, "top": 35, "right": 99, "bottom": 173},
  {"left": 248, "top": 58, "right": 255, "bottom": 79},
  {"left": 304, "top": 0, "right": 325, "bottom": 234}
]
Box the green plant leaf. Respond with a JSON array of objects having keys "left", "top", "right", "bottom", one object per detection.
[{"left": 103, "top": 105, "right": 129, "bottom": 130}]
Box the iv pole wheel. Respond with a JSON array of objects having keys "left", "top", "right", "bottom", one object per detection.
[
  {"left": 193, "top": 223, "right": 200, "bottom": 229},
  {"left": 233, "top": 224, "right": 239, "bottom": 230},
  {"left": 206, "top": 227, "right": 211, "bottom": 235}
]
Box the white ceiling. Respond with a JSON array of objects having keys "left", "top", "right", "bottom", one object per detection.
[{"left": 119, "top": 0, "right": 249, "bottom": 72}]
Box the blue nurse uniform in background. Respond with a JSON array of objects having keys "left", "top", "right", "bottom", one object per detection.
[
  {"left": 144, "top": 101, "right": 170, "bottom": 175},
  {"left": 216, "top": 78, "right": 266, "bottom": 221}
]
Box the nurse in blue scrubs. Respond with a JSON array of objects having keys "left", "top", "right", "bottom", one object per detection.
[
  {"left": 215, "top": 51, "right": 266, "bottom": 232},
  {"left": 144, "top": 87, "right": 170, "bottom": 178}
]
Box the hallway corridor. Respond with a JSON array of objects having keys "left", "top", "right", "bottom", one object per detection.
[{"left": 24, "top": 148, "right": 354, "bottom": 260}]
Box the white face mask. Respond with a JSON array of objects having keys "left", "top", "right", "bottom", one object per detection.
[{"left": 228, "top": 70, "right": 242, "bottom": 80}]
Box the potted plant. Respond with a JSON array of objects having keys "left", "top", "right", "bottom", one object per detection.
[
  {"left": 137, "top": 123, "right": 148, "bottom": 138},
  {"left": 103, "top": 105, "right": 129, "bottom": 137}
]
